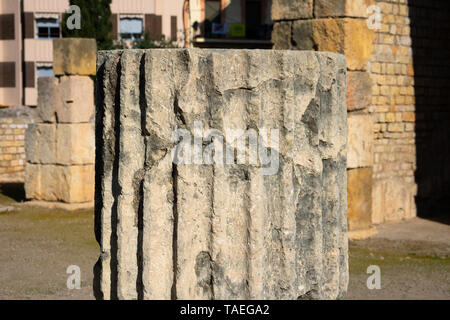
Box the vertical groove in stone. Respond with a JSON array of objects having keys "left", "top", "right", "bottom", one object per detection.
[
  {"left": 171, "top": 162, "right": 179, "bottom": 300},
  {"left": 320, "top": 158, "right": 340, "bottom": 298},
  {"left": 94, "top": 52, "right": 106, "bottom": 300},
  {"left": 210, "top": 51, "right": 251, "bottom": 300},
  {"left": 252, "top": 57, "right": 285, "bottom": 299},
  {"left": 93, "top": 52, "right": 110, "bottom": 300},
  {"left": 316, "top": 52, "right": 348, "bottom": 299},
  {"left": 175, "top": 51, "right": 214, "bottom": 300},
  {"left": 284, "top": 52, "right": 324, "bottom": 299},
  {"left": 335, "top": 56, "right": 349, "bottom": 298},
  {"left": 141, "top": 154, "right": 174, "bottom": 299},
  {"left": 246, "top": 51, "right": 268, "bottom": 300},
  {"left": 110, "top": 52, "right": 123, "bottom": 300},
  {"left": 141, "top": 50, "right": 177, "bottom": 299},
  {"left": 116, "top": 51, "right": 145, "bottom": 300},
  {"left": 136, "top": 53, "right": 146, "bottom": 301},
  {"left": 274, "top": 52, "right": 296, "bottom": 300},
  {"left": 336, "top": 153, "right": 348, "bottom": 299},
  {"left": 94, "top": 51, "right": 122, "bottom": 300},
  {"left": 317, "top": 64, "right": 340, "bottom": 299}
]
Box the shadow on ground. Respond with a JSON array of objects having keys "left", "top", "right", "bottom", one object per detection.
[{"left": 0, "top": 183, "right": 26, "bottom": 203}]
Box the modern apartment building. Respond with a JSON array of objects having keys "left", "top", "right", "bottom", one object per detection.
[
  {"left": 0, "top": 0, "right": 23, "bottom": 107},
  {"left": 0, "top": 0, "right": 185, "bottom": 108}
]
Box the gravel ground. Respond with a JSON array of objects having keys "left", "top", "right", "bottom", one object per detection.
[{"left": 0, "top": 183, "right": 449, "bottom": 300}]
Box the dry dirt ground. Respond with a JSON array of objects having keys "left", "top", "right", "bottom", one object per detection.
[{"left": 0, "top": 183, "right": 449, "bottom": 300}]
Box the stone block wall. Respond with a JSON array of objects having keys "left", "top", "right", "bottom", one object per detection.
[
  {"left": 370, "top": 0, "right": 417, "bottom": 223},
  {"left": 271, "top": 0, "right": 375, "bottom": 232},
  {"left": 94, "top": 49, "right": 349, "bottom": 300},
  {"left": 271, "top": 0, "right": 450, "bottom": 227},
  {"left": 24, "top": 38, "right": 97, "bottom": 205}
]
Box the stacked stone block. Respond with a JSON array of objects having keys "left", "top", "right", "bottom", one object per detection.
[
  {"left": 94, "top": 49, "right": 349, "bottom": 300},
  {"left": 24, "top": 39, "right": 96, "bottom": 205},
  {"left": 271, "top": 0, "right": 375, "bottom": 232}
]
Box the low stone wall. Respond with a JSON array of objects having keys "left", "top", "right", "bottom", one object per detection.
[
  {"left": 0, "top": 118, "right": 27, "bottom": 182},
  {"left": 0, "top": 106, "right": 36, "bottom": 183},
  {"left": 94, "top": 49, "right": 348, "bottom": 300}
]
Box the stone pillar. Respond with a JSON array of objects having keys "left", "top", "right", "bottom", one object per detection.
[
  {"left": 272, "top": 0, "right": 376, "bottom": 236},
  {"left": 24, "top": 39, "right": 97, "bottom": 207},
  {"left": 94, "top": 49, "right": 348, "bottom": 300}
]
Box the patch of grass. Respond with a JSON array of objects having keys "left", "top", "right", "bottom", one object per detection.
[{"left": 349, "top": 246, "right": 450, "bottom": 275}]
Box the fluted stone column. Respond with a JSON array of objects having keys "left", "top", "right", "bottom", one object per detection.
[{"left": 94, "top": 49, "right": 348, "bottom": 300}]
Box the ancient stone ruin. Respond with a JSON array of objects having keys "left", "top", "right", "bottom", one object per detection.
[
  {"left": 24, "top": 39, "right": 97, "bottom": 207},
  {"left": 94, "top": 49, "right": 348, "bottom": 300}
]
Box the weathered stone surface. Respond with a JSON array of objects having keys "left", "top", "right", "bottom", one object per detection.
[
  {"left": 291, "top": 18, "right": 373, "bottom": 71},
  {"left": 59, "top": 165, "right": 95, "bottom": 203},
  {"left": 343, "top": 19, "right": 373, "bottom": 71},
  {"left": 37, "top": 77, "right": 60, "bottom": 123},
  {"left": 271, "top": 21, "right": 292, "bottom": 50},
  {"left": 25, "top": 123, "right": 56, "bottom": 164},
  {"left": 347, "top": 71, "right": 372, "bottom": 111},
  {"left": 39, "top": 164, "right": 64, "bottom": 201},
  {"left": 56, "top": 76, "right": 94, "bottom": 123},
  {"left": 271, "top": 0, "right": 313, "bottom": 20},
  {"left": 347, "top": 113, "right": 373, "bottom": 169},
  {"left": 25, "top": 163, "right": 94, "bottom": 203},
  {"left": 24, "top": 163, "right": 41, "bottom": 200},
  {"left": 94, "top": 49, "right": 348, "bottom": 300},
  {"left": 347, "top": 167, "right": 372, "bottom": 231},
  {"left": 56, "top": 123, "right": 95, "bottom": 165},
  {"left": 314, "top": 0, "right": 374, "bottom": 18},
  {"left": 53, "top": 38, "right": 97, "bottom": 76},
  {"left": 24, "top": 164, "right": 60, "bottom": 202},
  {"left": 372, "top": 178, "right": 417, "bottom": 224}
]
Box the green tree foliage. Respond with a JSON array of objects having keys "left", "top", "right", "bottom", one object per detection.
[{"left": 62, "top": 0, "right": 114, "bottom": 50}]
